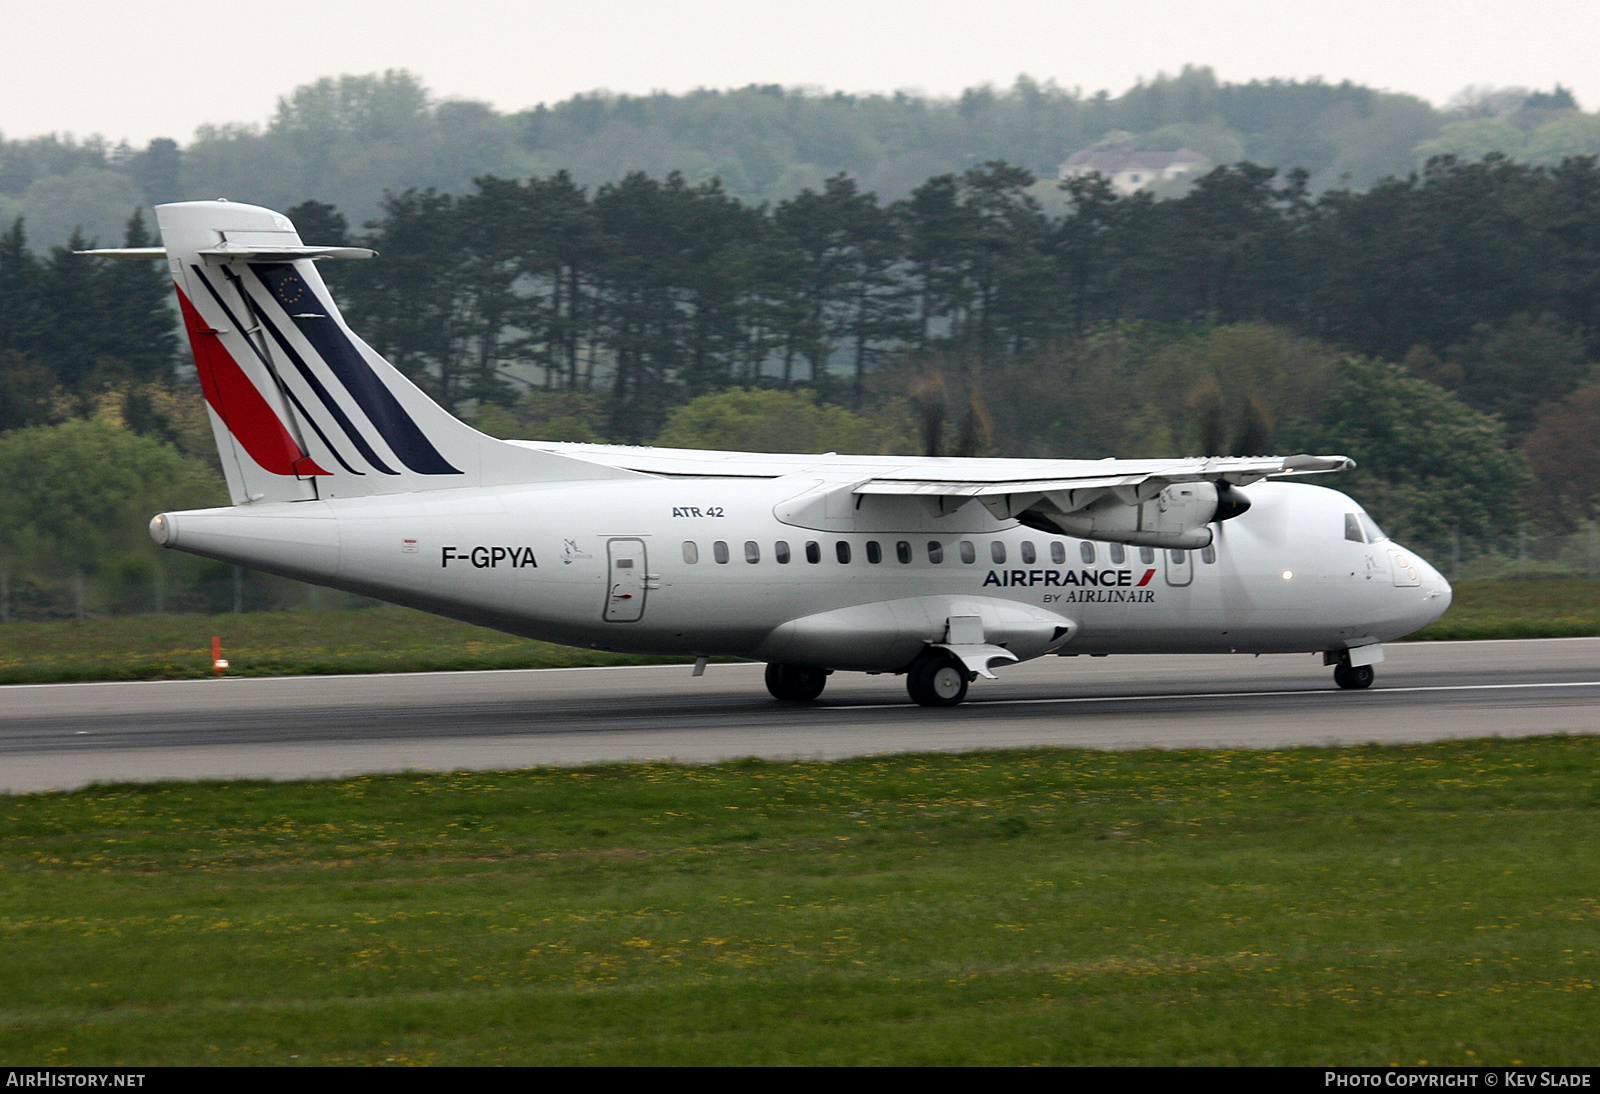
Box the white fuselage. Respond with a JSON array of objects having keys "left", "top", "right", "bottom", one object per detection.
[{"left": 157, "top": 475, "right": 1452, "bottom": 672}]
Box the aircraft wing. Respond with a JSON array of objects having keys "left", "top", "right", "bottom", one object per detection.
[
  {"left": 510, "top": 443, "right": 1352, "bottom": 546},
  {"left": 854, "top": 453, "right": 1353, "bottom": 500},
  {"left": 853, "top": 453, "right": 1355, "bottom": 547}
]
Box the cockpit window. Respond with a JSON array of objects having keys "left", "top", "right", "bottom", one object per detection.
[
  {"left": 1360, "top": 514, "right": 1387, "bottom": 543},
  {"left": 1345, "top": 513, "right": 1366, "bottom": 543}
]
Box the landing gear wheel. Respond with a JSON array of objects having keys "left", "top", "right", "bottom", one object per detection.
[
  {"left": 1333, "top": 662, "right": 1374, "bottom": 690},
  {"left": 765, "top": 663, "right": 827, "bottom": 702},
  {"left": 906, "top": 653, "right": 970, "bottom": 707}
]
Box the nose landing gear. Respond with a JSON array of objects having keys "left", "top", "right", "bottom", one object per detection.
[{"left": 1332, "top": 654, "right": 1375, "bottom": 690}]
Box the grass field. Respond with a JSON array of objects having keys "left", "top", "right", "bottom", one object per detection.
[
  {"left": 1409, "top": 578, "right": 1600, "bottom": 641},
  {"left": 0, "top": 579, "right": 1596, "bottom": 685},
  {"left": 0, "top": 607, "right": 682, "bottom": 685},
  {"left": 1, "top": 738, "right": 1596, "bottom": 1065}
]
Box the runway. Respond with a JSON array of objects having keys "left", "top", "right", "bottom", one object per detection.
[{"left": 2, "top": 637, "right": 1597, "bottom": 793}]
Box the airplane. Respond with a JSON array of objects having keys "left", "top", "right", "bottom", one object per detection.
[{"left": 87, "top": 200, "right": 1453, "bottom": 707}]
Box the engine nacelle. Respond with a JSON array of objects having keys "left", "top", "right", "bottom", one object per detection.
[{"left": 1019, "top": 481, "right": 1251, "bottom": 549}]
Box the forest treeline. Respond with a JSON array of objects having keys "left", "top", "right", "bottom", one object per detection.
[
  {"left": 4, "top": 149, "right": 1600, "bottom": 555},
  {"left": 7, "top": 68, "right": 1600, "bottom": 253},
  {"left": 6, "top": 68, "right": 1600, "bottom": 617},
  {"left": 304, "top": 156, "right": 1599, "bottom": 469}
]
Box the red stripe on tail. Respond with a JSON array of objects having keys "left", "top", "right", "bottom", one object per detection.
[{"left": 176, "top": 287, "right": 329, "bottom": 477}]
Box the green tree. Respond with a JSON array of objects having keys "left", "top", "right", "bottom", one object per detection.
[
  {"left": 341, "top": 188, "right": 481, "bottom": 409},
  {"left": 771, "top": 174, "right": 906, "bottom": 399},
  {"left": 653, "top": 388, "right": 907, "bottom": 454},
  {"left": 95, "top": 210, "right": 179, "bottom": 382},
  {"left": 41, "top": 230, "right": 101, "bottom": 390},
  {"left": 0, "top": 350, "right": 54, "bottom": 433},
  {"left": 897, "top": 162, "right": 1053, "bottom": 376},
  {"left": 1522, "top": 383, "right": 1600, "bottom": 530},
  {"left": 470, "top": 392, "right": 604, "bottom": 442},
  {"left": 1054, "top": 173, "right": 1140, "bottom": 336},
  {"left": 1135, "top": 323, "right": 1338, "bottom": 455},
  {"left": 1429, "top": 313, "right": 1594, "bottom": 438},
  {"left": 1414, "top": 119, "right": 1526, "bottom": 164},
  {"left": 0, "top": 419, "right": 224, "bottom": 576},
  {"left": 1280, "top": 357, "right": 1530, "bottom": 540},
  {"left": 1129, "top": 162, "right": 1310, "bottom": 326},
  {"left": 6, "top": 167, "right": 147, "bottom": 254},
  {"left": 183, "top": 71, "right": 530, "bottom": 230},
  {"left": 477, "top": 173, "right": 600, "bottom": 392},
  {"left": 0, "top": 218, "right": 44, "bottom": 361}
]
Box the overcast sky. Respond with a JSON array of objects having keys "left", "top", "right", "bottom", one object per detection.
[{"left": 7, "top": 0, "right": 1599, "bottom": 145}]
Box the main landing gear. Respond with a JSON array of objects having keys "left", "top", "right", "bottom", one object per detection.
[
  {"left": 765, "top": 663, "right": 828, "bottom": 702},
  {"left": 765, "top": 656, "right": 975, "bottom": 707},
  {"left": 1332, "top": 654, "right": 1375, "bottom": 690},
  {"left": 905, "top": 651, "right": 971, "bottom": 707}
]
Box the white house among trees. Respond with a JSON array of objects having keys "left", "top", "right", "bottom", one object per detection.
[{"left": 1057, "top": 146, "right": 1211, "bottom": 194}]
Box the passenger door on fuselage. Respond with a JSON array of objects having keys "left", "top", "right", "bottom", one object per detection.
[{"left": 604, "top": 538, "right": 648, "bottom": 622}]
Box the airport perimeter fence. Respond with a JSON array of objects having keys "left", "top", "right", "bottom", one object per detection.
[
  {"left": 0, "top": 525, "right": 1597, "bottom": 623},
  {"left": 0, "top": 558, "right": 380, "bottom": 623}
]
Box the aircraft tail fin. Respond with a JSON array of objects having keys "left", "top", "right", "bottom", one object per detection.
[{"left": 149, "top": 200, "right": 636, "bottom": 504}]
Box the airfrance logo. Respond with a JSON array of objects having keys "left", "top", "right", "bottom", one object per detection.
[
  {"left": 441, "top": 546, "right": 538, "bottom": 569},
  {"left": 984, "top": 567, "right": 1158, "bottom": 589}
]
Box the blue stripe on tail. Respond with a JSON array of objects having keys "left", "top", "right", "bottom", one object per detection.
[{"left": 251, "top": 263, "right": 462, "bottom": 476}]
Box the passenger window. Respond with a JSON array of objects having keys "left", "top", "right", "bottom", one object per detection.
[
  {"left": 745, "top": 540, "right": 760, "bottom": 564},
  {"left": 1201, "top": 544, "right": 1216, "bottom": 564},
  {"left": 1020, "top": 541, "right": 1036, "bottom": 564},
  {"left": 1140, "top": 546, "right": 1155, "bottom": 565},
  {"left": 1080, "top": 542, "right": 1096, "bottom": 564},
  {"left": 775, "top": 541, "right": 791, "bottom": 564},
  {"left": 805, "top": 541, "right": 821, "bottom": 564},
  {"left": 682, "top": 541, "right": 699, "bottom": 564},
  {"left": 927, "top": 541, "right": 944, "bottom": 564},
  {"left": 991, "top": 542, "right": 1007, "bottom": 564},
  {"left": 865, "top": 541, "right": 882, "bottom": 564},
  {"left": 1170, "top": 549, "right": 1186, "bottom": 564},
  {"left": 1050, "top": 542, "right": 1066, "bottom": 565},
  {"left": 1345, "top": 513, "right": 1366, "bottom": 543},
  {"left": 1109, "top": 542, "right": 1126, "bottom": 565},
  {"left": 713, "top": 541, "right": 730, "bottom": 564},
  {"left": 959, "top": 541, "right": 976, "bottom": 564},
  {"left": 896, "top": 541, "right": 912, "bottom": 564},
  {"left": 836, "top": 541, "right": 852, "bottom": 564}
]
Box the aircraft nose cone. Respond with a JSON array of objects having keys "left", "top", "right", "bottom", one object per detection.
[
  {"left": 1431, "top": 573, "right": 1453, "bottom": 614},
  {"left": 1413, "top": 553, "right": 1452, "bottom": 625}
]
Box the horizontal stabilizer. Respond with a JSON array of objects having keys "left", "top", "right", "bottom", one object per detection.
[
  {"left": 74, "top": 247, "right": 168, "bottom": 259},
  {"left": 77, "top": 245, "right": 377, "bottom": 261}
]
